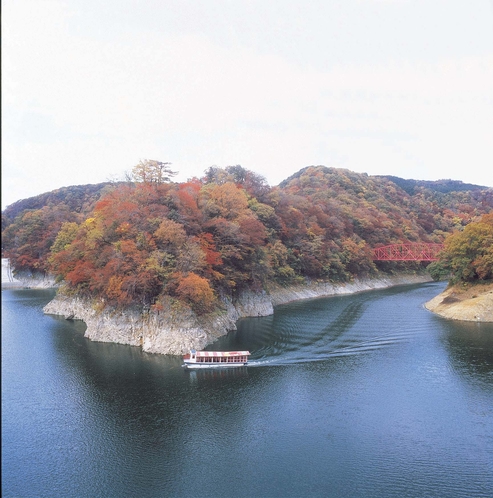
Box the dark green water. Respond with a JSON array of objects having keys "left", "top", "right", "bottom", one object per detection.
[{"left": 2, "top": 282, "right": 493, "bottom": 497}]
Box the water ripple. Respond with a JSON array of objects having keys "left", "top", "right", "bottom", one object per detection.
[{"left": 240, "top": 288, "right": 441, "bottom": 366}]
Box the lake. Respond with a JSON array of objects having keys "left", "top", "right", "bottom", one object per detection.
[{"left": 2, "top": 282, "right": 493, "bottom": 497}]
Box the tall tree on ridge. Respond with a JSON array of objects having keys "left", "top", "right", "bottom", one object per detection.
[{"left": 132, "top": 160, "right": 177, "bottom": 184}]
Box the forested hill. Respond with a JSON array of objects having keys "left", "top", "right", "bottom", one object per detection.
[
  {"left": 2, "top": 182, "right": 126, "bottom": 226},
  {"left": 2, "top": 165, "right": 492, "bottom": 314}
]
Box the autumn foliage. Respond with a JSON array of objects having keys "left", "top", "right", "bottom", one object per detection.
[
  {"left": 2, "top": 165, "right": 493, "bottom": 314},
  {"left": 175, "top": 272, "right": 215, "bottom": 313},
  {"left": 429, "top": 212, "right": 493, "bottom": 283}
]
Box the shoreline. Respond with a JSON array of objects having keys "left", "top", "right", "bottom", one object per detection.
[
  {"left": 5, "top": 255, "right": 490, "bottom": 353},
  {"left": 424, "top": 281, "right": 493, "bottom": 323},
  {"left": 41, "top": 273, "right": 434, "bottom": 355}
]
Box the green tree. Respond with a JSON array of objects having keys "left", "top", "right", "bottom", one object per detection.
[
  {"left": 427, "top": 260, "right": 450, "bottom": 281},
  {"left": 439, "top": 213, "right": 493, "bottom": 283}
]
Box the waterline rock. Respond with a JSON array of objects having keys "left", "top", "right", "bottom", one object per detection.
[
  {"left": 43, "top": 274, "right": 433, "bottom": 355},
  {"left": 2, "top": 258, "right": 57, "bottom": 289}
]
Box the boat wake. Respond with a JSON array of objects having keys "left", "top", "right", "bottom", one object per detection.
[{"left": 216, "top": 288, "right": 434, "bottom": 367}]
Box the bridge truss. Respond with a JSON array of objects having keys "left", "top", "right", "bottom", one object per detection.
[{"left": 373, "top": 243, "right": 444, "bottom": 261}]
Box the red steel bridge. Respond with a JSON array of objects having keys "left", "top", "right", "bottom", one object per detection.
[{"left": 373, "top": 243, "right": 444, "bottom": 261}]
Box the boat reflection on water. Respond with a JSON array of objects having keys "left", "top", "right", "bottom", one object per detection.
[{"left": 186, "top": 366, "right": 249, "bottom": 383}]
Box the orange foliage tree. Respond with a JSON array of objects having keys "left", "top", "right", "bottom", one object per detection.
[{"left": 174, "top": 272, "right": 216, "bottom": 314}]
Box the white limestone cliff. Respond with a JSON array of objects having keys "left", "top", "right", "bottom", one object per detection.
[{"left": 43, "top": 274, "right": 433, "bottom": 355}]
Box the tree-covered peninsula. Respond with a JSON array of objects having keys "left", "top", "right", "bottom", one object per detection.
[
  {"left": 2, "top": 164, "right": 492, "bottom": 353},
  {"left": 425, "top": 212, "right": 493, "bottom": 322}
]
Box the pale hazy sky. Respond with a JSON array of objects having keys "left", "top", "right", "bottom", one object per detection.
[{"left": 2, "top": 0, "right": 493, "bottom": 209}]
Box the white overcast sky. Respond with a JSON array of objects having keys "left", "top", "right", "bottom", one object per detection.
[{"left": 2, "top": 0, "right": 493, "bottom": 209}]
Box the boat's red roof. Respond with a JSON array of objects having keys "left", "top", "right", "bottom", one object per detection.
[{"left": 193, "top": 351, "right": 250, "bottom": 357}]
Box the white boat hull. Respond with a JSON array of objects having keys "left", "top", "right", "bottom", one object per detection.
[
  {"left": 183, "top": 350, "right": 250, "bottom": 369},
  {"left": 183, "top": 361, "right": 247, "bottom": 369}
]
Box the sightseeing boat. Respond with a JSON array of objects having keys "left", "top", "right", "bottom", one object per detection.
[{"left": 183, "top": 350, "right": 250, "bottom": 369}]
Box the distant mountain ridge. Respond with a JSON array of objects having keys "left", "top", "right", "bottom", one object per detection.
[
  {"left": 3, "top": 171, "right": 489, "bottom": 221},
  {"left": 278, "top": 167, "right": 489, "bottom": 193},
  {"left": 376, "top": 175, "right": 488, "bottom": 195}
]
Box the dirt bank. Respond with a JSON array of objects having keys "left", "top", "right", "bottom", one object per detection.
[{"left": 425, "top": 281, "right": 493, "bottom": 323}]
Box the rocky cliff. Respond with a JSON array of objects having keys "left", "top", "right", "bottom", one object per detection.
[{"left": 43, "top": 274, "right": 433, "bottom": 355}]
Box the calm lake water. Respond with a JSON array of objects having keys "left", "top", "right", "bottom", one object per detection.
[{"left": 2, "top": 282, "right": 493, "bottom": 498}]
